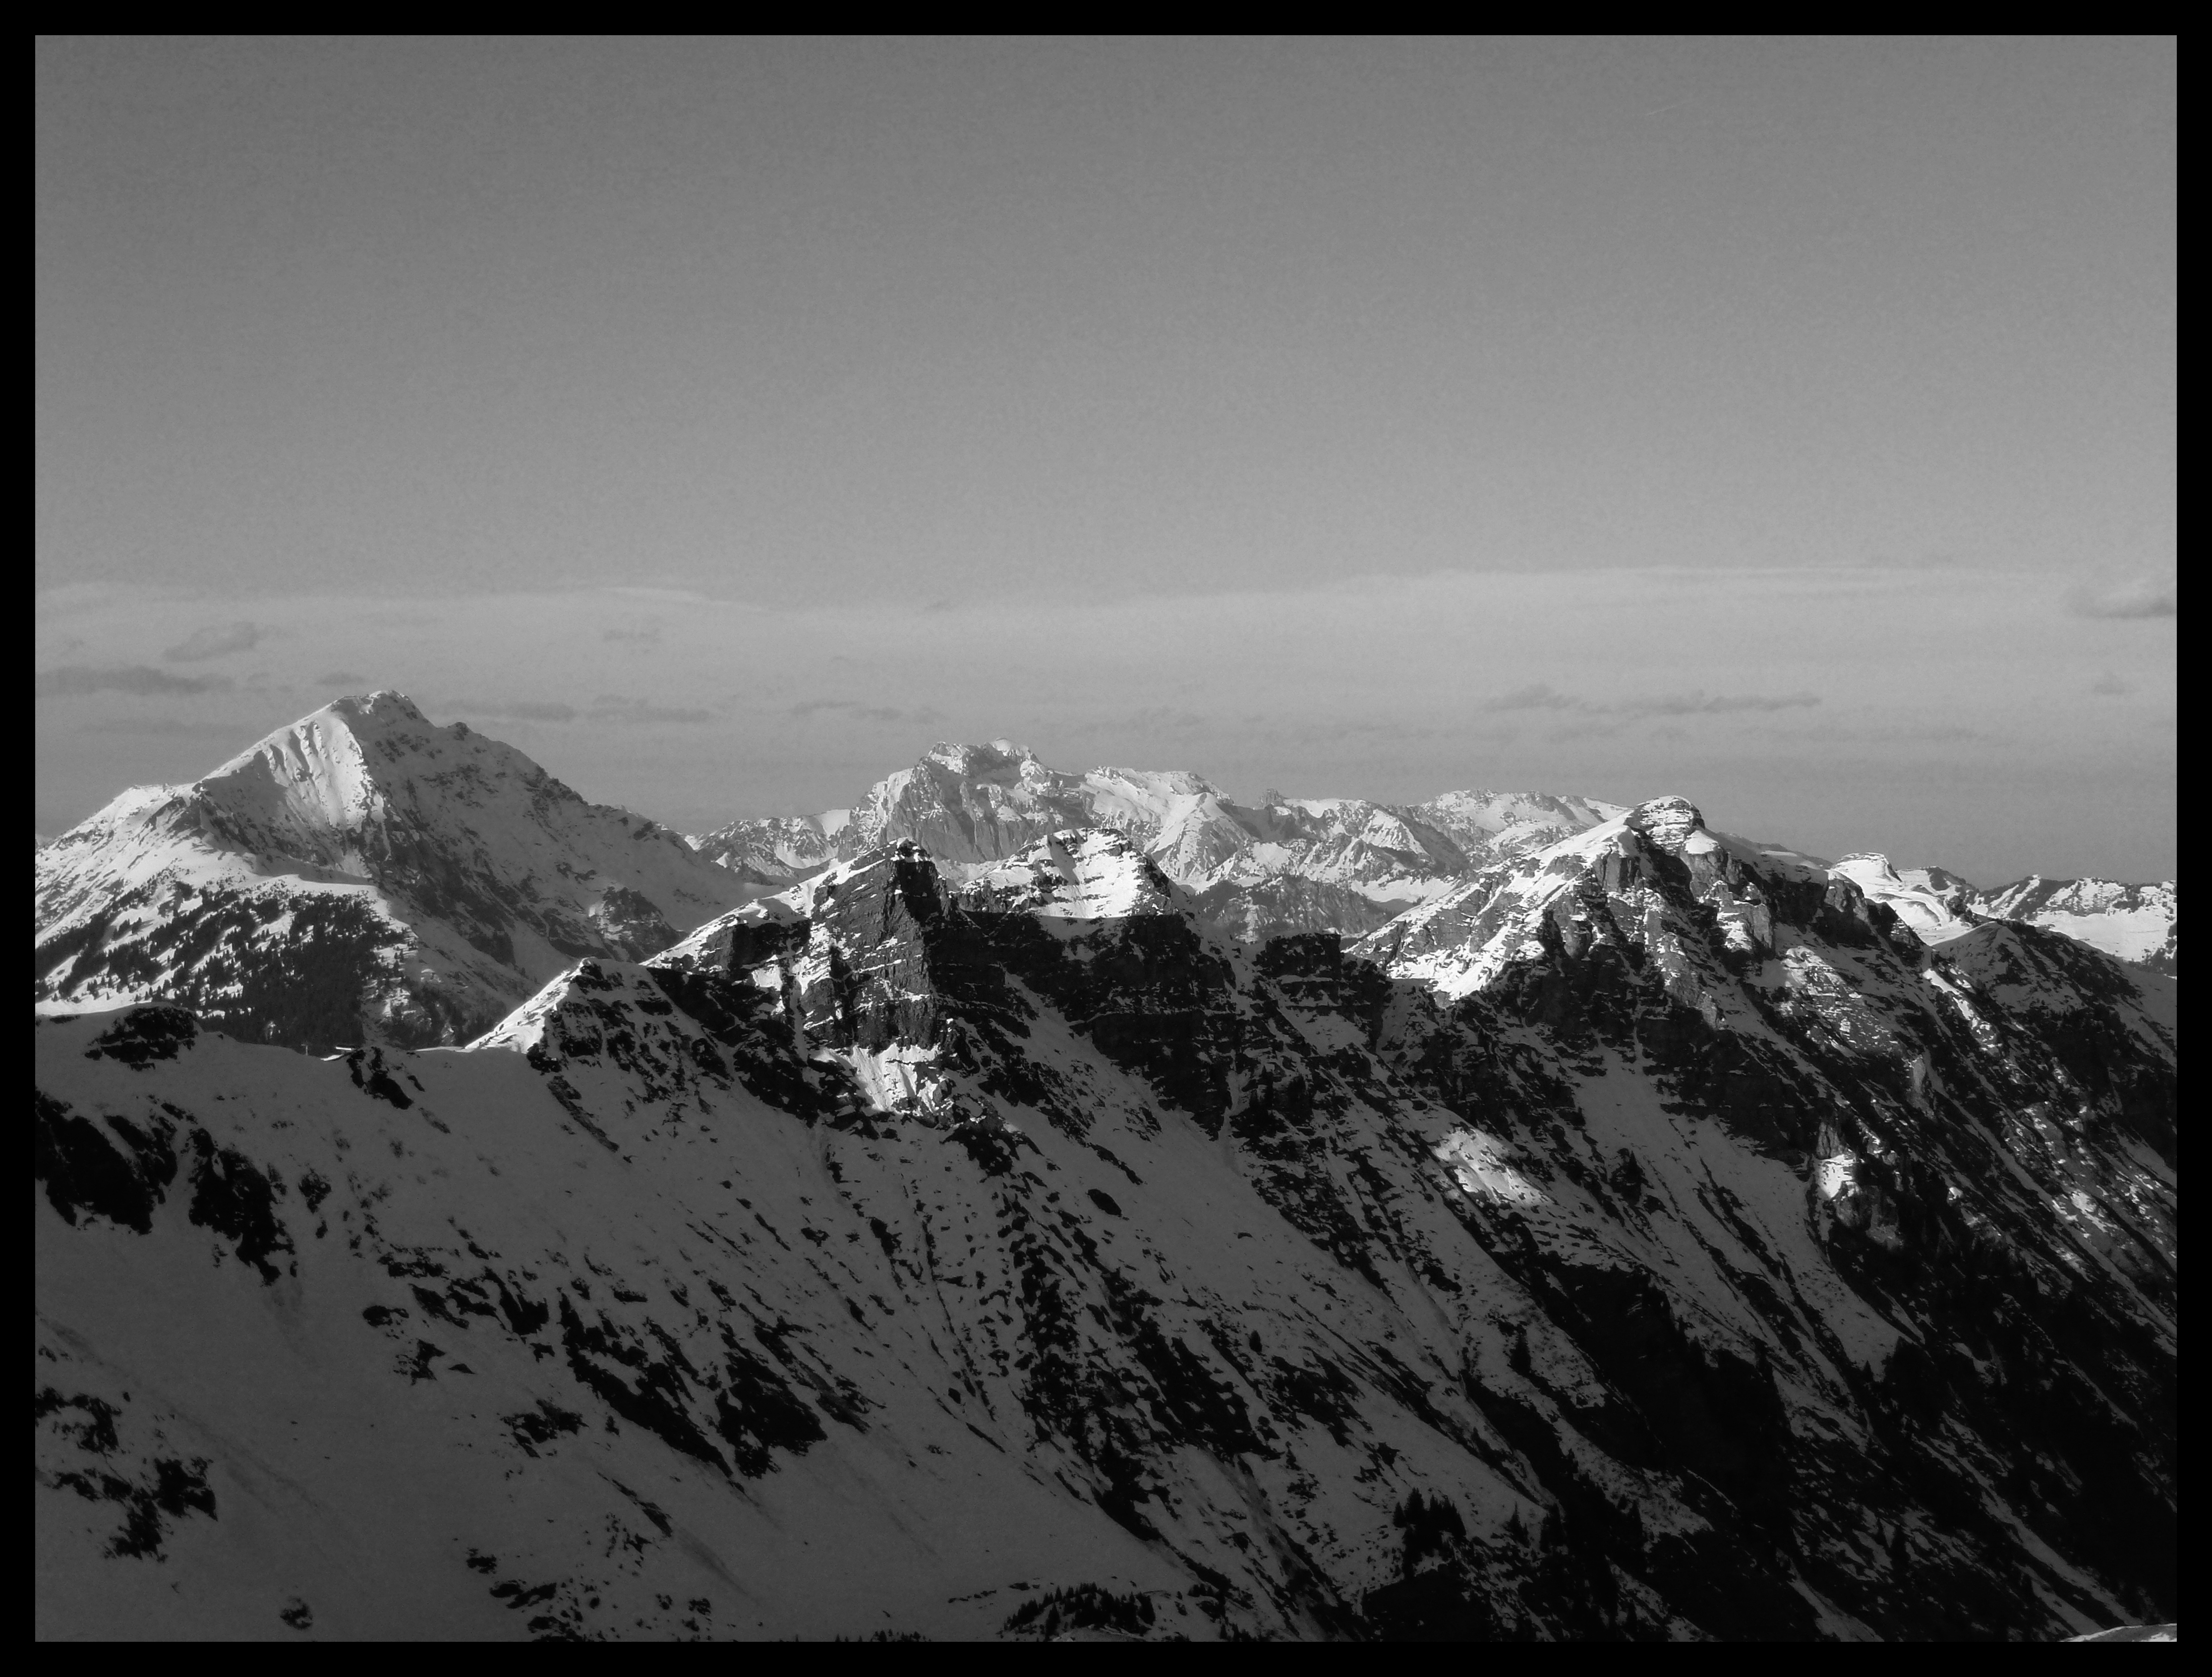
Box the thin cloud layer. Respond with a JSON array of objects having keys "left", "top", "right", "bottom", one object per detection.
[
  {"left": 82, "top": 715, "right": 250, "bottom": 736},
  {"left": 1623, "top": 691, "right": 1822, "bottom": 718},
  {"left": 37, "top": 665, "right": 233, "bottom": 697},
  {"left": 791, "top": 700, "right": 944, "bottom": 726},
  {"left": 1488, "top": 683, "right": 1581, "bottom": 713},
  {"left": 2070, "top": 577, "right": 2177, "bottom": 619},
  {"left": 448, "top": 698, "right": 579, "bottom": 723},
  {"left": 406, "top": 694, "right": 718, "bottom": 728},
  {"left": 589, "top": 697, "right": 716, "bottom": 725},
  {"left": 163, "top": 621, "right": 265, "bottom": 661},
  {"left": 1484, "top": 683, "right": 1820, "bottom": 719},
  {"left": 30, "top": 564, "right": 2177, "bottom": 882}
]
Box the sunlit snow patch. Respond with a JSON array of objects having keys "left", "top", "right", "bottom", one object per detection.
[
  {"left": 1814, "top": 1150, "right": 1860, "bottom": 1200},
  {"left": 1434, "top": 1127, "right": 1549, "bottom": 1206},
  {"left": 844, "top": 1041, "right": 957, "bottom": 1120},
  {"left": 966, "top": 830, "right": 1185, "bottom": 920}
]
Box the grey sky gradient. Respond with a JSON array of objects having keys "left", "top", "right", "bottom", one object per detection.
[{"left": 36, "top": 38, "right": 2176, "bottom": 881}]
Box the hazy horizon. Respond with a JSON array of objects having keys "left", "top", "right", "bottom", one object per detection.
[
  {"left": 32, "top": 566, "right": 2176, "bottom": 887},
  {"left": 37, "top": 38, "right": 2176, "bottom": 883}
]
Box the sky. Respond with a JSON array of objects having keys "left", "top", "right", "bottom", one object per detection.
[{"left": 36, "top": 37, "right": 2176, "bottom": 883}]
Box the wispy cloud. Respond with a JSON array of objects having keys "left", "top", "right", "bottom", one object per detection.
[
  {"left": 588, "top": 695, "right": 718, "bottom": 725},
  {"left": 327, "top": 691, "right": 717, "bottom": 729},
  {"left": 317, "top": 670, "right": 370, "bottom": 688},
  {"left": 1483, "top": 683, "right": 1820, "bottom": 720},
  {"left": 81, "top": 716, "right": 250, "bottom": 736},
  {"left": 1752, "top": 720, "right": 2002, "bottom": 747},
  {"left": 163, "top": 621, "right": 266, "bottom": 661},
  {"left": 602, "top": 625, "right": 663, "bottom": 647},
  {"left": 1123, "top": 705, "right": 1208, "bottom": 733},
  {"left": 1618, "top": 690, "right": 1822, "bottom": 718},
  {"left": 448, "top": 698, "right": 579, "bottom": 723},
  {"left": 37, "top": 665, "right": 234, "bottom": 697},
  {"left": 1487, "top": 683, "right": 1580, "bottom": 712},
  {"left": 2090, "top": 673, "right": 2133, "bottom": 697},
  {"left": 2070, "top": 577, "right": 2177, "bottom": 619},
  {"left": 790, "top": 700, "right": 944, "bottom": 726}
]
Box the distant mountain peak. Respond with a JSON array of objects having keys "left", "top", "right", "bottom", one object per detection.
[
  {"left": 35, "top": 694, "right": 751, "bottom": 1050},
  {"left": 694, "top": 744, "right": 1628, "bottom": 945}
]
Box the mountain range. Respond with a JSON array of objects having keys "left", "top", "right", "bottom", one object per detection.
[
  {"left": 35, "top": 694, "right": 2177, "bottom": 1639},
  {"left": 688, "top": 738, "right": 1625, "bottom": 947},
  {"left": 690, "top": 739, "right": 2177, "bottom": 976}
]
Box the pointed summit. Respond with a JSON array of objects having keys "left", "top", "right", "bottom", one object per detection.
[{"left": 35, "top": 694, "right": 752, "bottom": 1050}]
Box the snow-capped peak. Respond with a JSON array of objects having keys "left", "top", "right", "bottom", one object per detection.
[{"left": 35, "top": 692, "right": 753, "bottom": 1049}]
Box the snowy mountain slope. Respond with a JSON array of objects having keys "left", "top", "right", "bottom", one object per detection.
[
  {"left": 1967, "top": 877, "right": 2176, "bottom": 976},
  {"left": 693, "top": 740, "right": 1625, "bottom": 944},
  {"left": 38, "top": 809, "right": 2175, "bottom": 1639},
  {"left": 34, "top": 693, "right": 752, "bottom": 1053}
]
